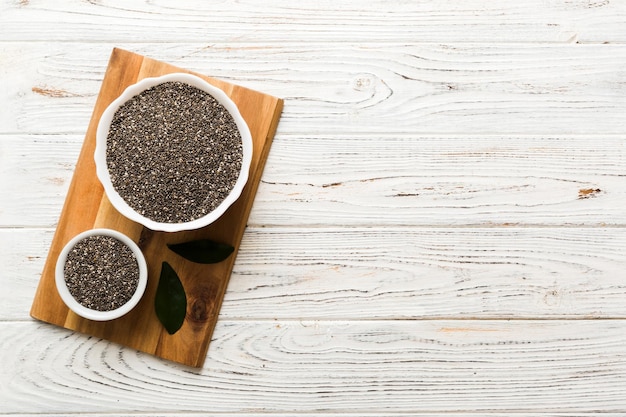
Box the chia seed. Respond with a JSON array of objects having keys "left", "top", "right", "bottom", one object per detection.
[
  {"left": 64, "top": 235, "right": 140, "bottom": 311},
  {"left": 106, "top": 81, "right": 243, "bottom": 224}
]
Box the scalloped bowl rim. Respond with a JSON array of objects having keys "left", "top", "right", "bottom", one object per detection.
[
  {"left": 94, "top": 72, "right": 253, "bottom": 232},
  {"left": 55, "top": 228, "right": 148, "bottom": 321}
]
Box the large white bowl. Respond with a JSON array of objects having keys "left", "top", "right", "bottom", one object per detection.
[
  {"left": 94, "top": 72, "right": 253, "bottom": 232},
  {"left": 55, "top": 228, "right": 148, "bottom": 321}
]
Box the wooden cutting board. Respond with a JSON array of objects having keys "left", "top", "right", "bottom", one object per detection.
[{"left": 30, "top": 48, "right": 283, "bottom": 367}]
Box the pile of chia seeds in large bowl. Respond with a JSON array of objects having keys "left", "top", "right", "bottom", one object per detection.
[{"left": 95, "top": 73, "right": 251, "bottom": 231}]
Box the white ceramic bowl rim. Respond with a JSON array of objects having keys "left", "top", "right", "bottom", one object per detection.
[
  {"left": 94, "top": 72, "right": 253, "bottom": 232},
  {"left": 55, "top": 228, "right": 148, "bottom": 321}
]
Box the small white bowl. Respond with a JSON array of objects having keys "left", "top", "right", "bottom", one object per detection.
[
  {"left": 55, "top": 228, "right": 148, "bottom": 321},
  {"left": 94, "top": 72, "right": 253, "bottom": 232}
]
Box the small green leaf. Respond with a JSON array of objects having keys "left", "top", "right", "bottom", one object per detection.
[
  {"left": 167, "top": 239, "right": 234, "bottom": 264},
  {"left": 155, "top": 262, "right": 187, "bottom": 335}
]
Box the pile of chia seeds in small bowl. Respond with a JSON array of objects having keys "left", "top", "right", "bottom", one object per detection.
[
  {"left": 64, "top": 235, "right": 140, "bottom": 312},
  {"left": 106, "top": 81, "right": 243, "bottom": 224}
]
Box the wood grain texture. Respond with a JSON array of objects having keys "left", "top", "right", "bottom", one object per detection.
[
  {"left": 3, "top": 42, "right": 626, "bottom": 135},
  {"left": 4, "top": 134, "right": 625, "bottom": 228},
  {"left": 0, "top": 135, "right": 79, "bottom": 227},
  {"left": 228, "top": 226, "right": 626, "bottom": 319},
  {"left": 1, "top": 0, "right": 626, "bottom": 43},
  {"left": 6, "top": 227, "right": 626, "bottom": 322},
  {"left": 3, "top": 320, "right": 626, "bottom": 413},
  {"left": 29, "top": 48, "right": 283, "bottom": 367},
  {"left": 4, "top": 0, "right": 626, "bottom": 414},
  {"left": 18, "top": 415, "right": 601, "bottom": 417},
  {"left": 255, "top": 134, "right": 626, "bottom": 227},
  {"left": 7, "top": 415, "right": 625, "bottom": 417}
]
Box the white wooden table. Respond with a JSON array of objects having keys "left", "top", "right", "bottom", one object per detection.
[{"left": 2, "top": 0, "right": 626, "bottom": 414}]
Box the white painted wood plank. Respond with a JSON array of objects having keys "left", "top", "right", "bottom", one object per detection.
[
  {"left": 1, "top": 0, "right": 625, "bottom": 43},
  {"left": 0, "top": 228, "right": 54, "bottom": 321},
  {"left": 8, "top": 410, "right": 623, "bottom": 417},
  {"left": 254, "top": 134, "right": 626, "bottom": 227},
  {"left": 230, "top": 226, "right": 626, "bottom": 319},
  {"left": 2, "top": 43, "right": 626, "bottom": 135},
  {"left": 0, "top": 135, "right": 78, "bottom": 227},
  {"left": 4, "top": 413, "right": 621, "bottom": 417},
  {"left": 6, "top": 227, "right": 626, "bottom": 321},
  {"left": 3, "top": 319, "right": 626, "bottom": 413},
  {"left": 4, "top": 134, "right": 625, "bottom": 228}
]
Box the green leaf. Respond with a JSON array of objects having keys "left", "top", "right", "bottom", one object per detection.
[
  {"left": 154, "top": 262, "right": 187, "bottom": 335},
  {"left": 167, "top": 239, "right": 234, "bottom": 264}
]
